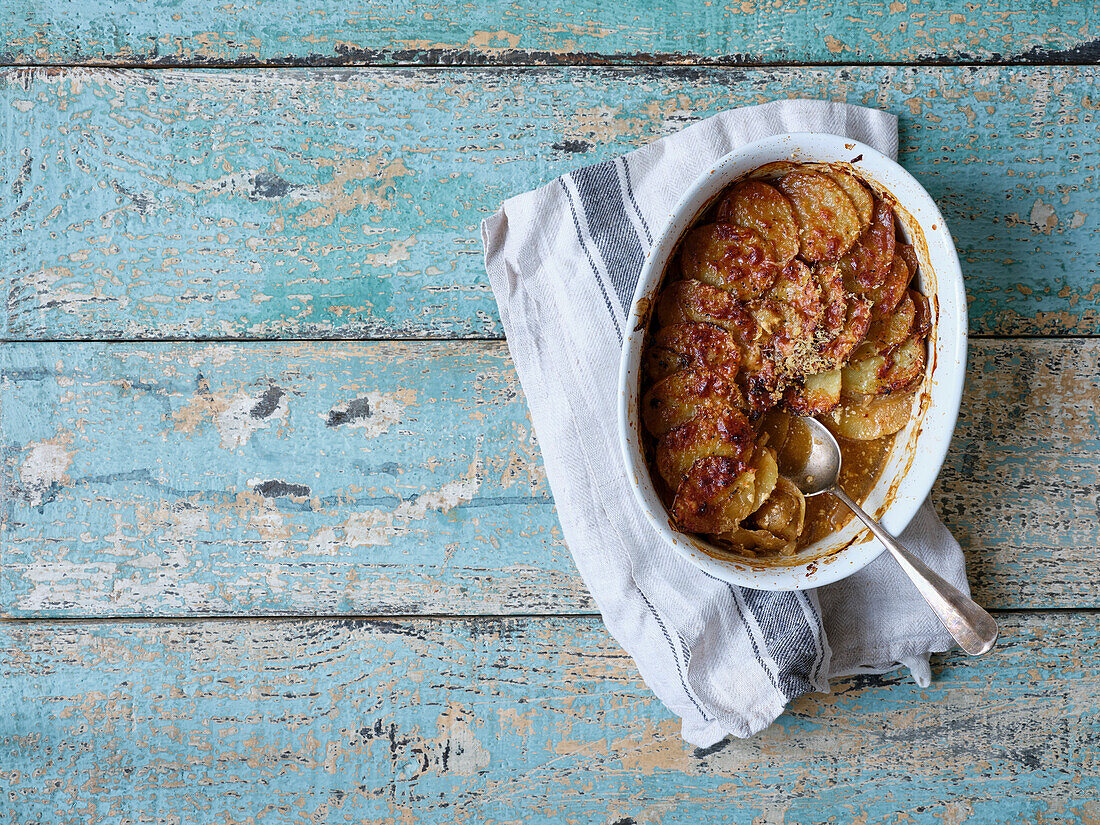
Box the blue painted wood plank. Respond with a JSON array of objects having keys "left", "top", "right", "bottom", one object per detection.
[
  {"left": 2, "top": 66, "right": 1097, "bottom": 340},
  {"left": 1, "top": 339, "right": 1095, "bottom": 616},
  {"left": 1, "top": 612, "right": 1097, "bottom": 822},
  {"left": 0, "top": 341, "right": 584, "bottom": 616},
  {"left": 1, "top": 0, "right": 1095, "bottom": 66}
]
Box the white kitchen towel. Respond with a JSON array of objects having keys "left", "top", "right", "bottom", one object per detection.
[{"left": 481, "top": 99, "right": 971, "bottom": 747}]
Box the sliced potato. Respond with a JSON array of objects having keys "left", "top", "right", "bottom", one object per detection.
[
  {"left": 858, "top": 290, "right": 915, "bottom": 358},
  {"left": 680, "top": 223, "right": 780, "bottom": 300},
  {"left": 761, "top": 259, "right": 826, "bottom": 376},
  {"left": 812, "top": 165, "right": 873, "bottom": 231},
  {"left": 824, "top": 390, "right": 917, "bottom": 440},
  {"left": 656, "top": 407, "right": 755, "bottom": 489},
  {"left": 880, "top": 335, "right": 926, "bottom": 393},
  {"left": 840, "top": 198, "right": 896, "bottom": 291},
  {"left": 744, "top": 161, "right": 799, "bottom": 181},
  {"left": 818, "top": 296, "right": 873, "bottom": 368},
  {"left": 776, "top": 170, "right": 863, "bottom": 261},
  {"left": 672, "top": 456, "right": 757, "bottom": 535},
  {"left": 749, "top": 445, "right": 780, "bottom": 512},
  {"left": 813, "top": 263, "right": 847, "bottom": 348},
  {"left": 721, "top": 527, "right": 790, "bottom": 555},
  {"left": 869, "top": 254, "right": 910, "bottom": 316},
  {"left": 752, "top": 477, "right": 806, "bottom": 547},
  {"left": 644, "top": 322, "right": 741, "bottom": 384},
  {"left": 910, "top": 288, "right": 932, "bottom": 338},
  {"left": 717, "top": 181, "right": 800, "bottom": 265},
  {"left": 897, "top": 243, "right": 920, "bottom": 280},
  {"left": 656, "top": 279, "right": 758, "bottom": 350},
  {"left": 642, "top": 369, "right": 744, "bottom": 436},
  {"left": 841, "top": 352, "right": 889, "bottom": 397},
  {"left": 783, "top": 368, "right": 842, "bottom": 415}
]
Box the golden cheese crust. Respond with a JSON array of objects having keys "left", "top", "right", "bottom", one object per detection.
[
  {"left": 840, "top": 198, "right": 896, "bottom": 291},
  {"left": 642, "top": 162, "right": 931, "bottom": 558},
  {"left": 776, "top": 170, "right": 863, "bottom": 262},
  {"left": 717, "top": 181, "right": 800, "bottom": 265},
  {"left": 680, "top": 223, "right": 780, "bottom": 300}
]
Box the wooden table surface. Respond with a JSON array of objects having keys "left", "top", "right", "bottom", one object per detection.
[{"left": 2, "top": 4, "right": 1098, "bottom": 822}]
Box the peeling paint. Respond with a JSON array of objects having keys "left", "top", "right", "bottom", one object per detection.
[
  {"left": 17, "top": 434, "right": 74, "bottom": 505},
  {"left": 343, "top": 458, "right": 481, "bottom": 547},
  {"left": 172, "top": 383, "right": 290, "bottom": 448}
]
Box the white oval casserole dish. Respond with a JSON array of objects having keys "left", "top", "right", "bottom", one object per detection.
[{"left": 617, "top": 132, "right": 966, "bottom": 590}]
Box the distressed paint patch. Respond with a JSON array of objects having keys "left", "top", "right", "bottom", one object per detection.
[
  {"left": 343, "top": 457, "right": 481, "bottom": 547},
  {"left": 0, "top": 614, "right": 1095, "bottom": 821},
  {"left": 17, "top": 433, "right": 74, "bottom": 505},
  {"left": 323, "top": 389, "right": 416, "bottom": 437},
  {"left": 3, "top": 4, "right": 1094, "bottom": 65},
  {"left": 0, "top": 341, "right": 579, "bottom": 617},
  {"left": 172, "top": 382, "right": 290, "bottom": 448}
]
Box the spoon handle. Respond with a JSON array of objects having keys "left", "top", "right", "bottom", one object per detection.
[{"left": 829, "top": 486, "right": 999, "bottom": 657}]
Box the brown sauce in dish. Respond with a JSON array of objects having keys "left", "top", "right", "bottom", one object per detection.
[
  {"left": 799, "top": 434, "right": 893, "bottom": 548},
  {"left": 639, "top": 161, "right": 929, "bottom": 562}
]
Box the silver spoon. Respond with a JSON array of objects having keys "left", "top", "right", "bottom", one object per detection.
[{"left": 780, "top": 415, "right": 998, "bottom": 656}]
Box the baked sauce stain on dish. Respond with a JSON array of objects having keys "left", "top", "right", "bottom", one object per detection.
[{"left": 639, "top": 161, "right": 932, "bottom": 566}]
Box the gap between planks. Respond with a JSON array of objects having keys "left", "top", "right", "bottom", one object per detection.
[
  {"left": 1, "top": 607, "right": 1094, "bottom": 626},
  {"left": 2, "top": 58, "right": 1098, "bottom": 71}
]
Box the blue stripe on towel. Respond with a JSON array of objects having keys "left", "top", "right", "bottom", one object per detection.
[
  {"left": 639, "top": 589, "right": 712, "bottom": 722},
  {"left": 741, "top": 588, "right": 819, "bottom": 699},
  {"left": 559, "top": 178, "right": 621, "bottom": 340},
  {"left": 570, "top": 160, "right": 647, "bottom": 315},
  {"left": 621, "top": 156, "right": 653, "bottom": 246}
]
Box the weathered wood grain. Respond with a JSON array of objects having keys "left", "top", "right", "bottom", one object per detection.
[
  {"left": 2, "top": 0, "right": 1096, "bottom": 66},
  {"left": 2, "top": 338, "right": 1096, "bottom": 616},
  {"left": 2, "top": 66, "right": 1097, "bottom": 340},
  {"left": 1, "top": 612, "right": 1097, "bottom": 823},
  {"left": 0, "top": 341, "right": 581, "bottom": 616}
]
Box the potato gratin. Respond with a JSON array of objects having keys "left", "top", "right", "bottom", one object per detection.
[{"left": 642, "top": 163, "right": 930, "bottom": 559}]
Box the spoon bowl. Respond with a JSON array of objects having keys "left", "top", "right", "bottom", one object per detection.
[{"left": 774, "top": 416, "right": 845, "bottom": 497}]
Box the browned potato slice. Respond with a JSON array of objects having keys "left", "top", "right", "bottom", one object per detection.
[
  {"left": 672, "top": 456, "right": 756, "bottom": 535},
  {"left": 745, "top": 161, "right": 799, "bottom": 180},
  {"left": 812, "top": 165, "right": 873, "bottom": 231},
  {"left": 824, "top": 391, "right": 917, "bottom": 440},
  {"left": 897, "top": 243, "right": 920, "bottom": 280},
  {"left": 840, "top": 198, "right": 896, "bottom": 291},
  {"left": 645, "top": 322, "right": 741, "bottom": 384},
  {"left": 656, "top": 407, "right": 755, "bottom": 489},
  {"left": 783, "top": 368, "right": 842, "bottom": 415},
  {"left": 717, "top": 181, "right": 800, "bottom": 265},
  {"left": 680, "top": 223, "right": 780, "bottom": 300},
  {"left": 813, "top": 263, "right": 847, "bottom": 348},
  {"left": 776, "top": 170, "right": 863, "bottom": 262},
  {"left": 880, "top": 335, "right": 926, "bottom": 393},
  {"left": 642, "top": 369, "right": 745, "bottom": 436},
  {"left": 866, "top": 254, "right": 909, "bottom": 317},
  {"left": 857, "top": 290, "right": 915, "bottom": 359},
  {"left": 657, "top": 280, "right": 758, "bottom": 353},
  {"left": 910, "top": 289, "right": 932, "bottom": 339},
  {"left": 818, "top": 296, "right": 873, "bottom": 368},
  {"left": 750, "top": 477, "right": 806, "bottom": 554},
  {"left": 841, "top": 352, "right": 888, "bottom": 397}
]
